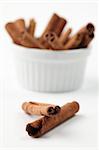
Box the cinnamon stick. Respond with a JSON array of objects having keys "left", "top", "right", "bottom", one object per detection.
[
  {"left": 26, "top": 101, "right": 80, "bottom": 138},
  {"left": 5, "top": 22, "right": 23, "bottom": 44},
  {"left": 44, "top": 32, "right": 64, "bottom": 50},
  {"left": 20, "top": 31, "right": 44, "bottom": 48},
  {"left": 22, "top": 101, "right": 61, "bottom": 116},
  {"left": 59, "top": 28, "right": 72, "bottom": 45},
  {"left": 14, "top": 18, "right": 26, "bottom": 33},
  {"left": 86, "top": 23, "right": 95, "bottom": 35},
  {"left": 27, "top": 19, "right": 36, "bottom": 37},
  {"left": 39, "top": 36, "right": 52, "bottom": 49},
  {"left": 53, "top": 17, "right": 67, "bottom": 36},
  {"left": 78, "top": 32, "right": 94, "bottom": 48},
  {"left": 39, "top": 13, "right": 66, "bottom": 49},
  {"left": 64, "top": 33, "right": 83, "bottom": 49},
  {"left": 77, "top": 23, "right": 95, "bottom": 36},
  {"left": 5, "top": 17, "right": 95, "bottom": 50},
  {"left": 5, "top": 22, "right": 44, "bottom": 48},
  {"left": 41, "top": 13, "right": 67, "bottom": 37},
  {"left": 75, "top": 23, "right": 95, "bottom": 48}
]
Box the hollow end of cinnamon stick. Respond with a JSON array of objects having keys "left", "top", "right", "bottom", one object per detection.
[
  {"left": 26, "top": 118, "right": 43, "bottom": 137},
  {"left": 40, "top": 31, "right": 57, "bottom": 50},
  {"left": 71, "top": 101, "right": 80, "bottom": 113},
  {"left": 47, "top": 106, "right": 61, "bottom": 115},
  {"left": 47, "top": 107, "right": 55, "bottom": 115},
  {"left": 44, "top": 31, "right": 64, "bottom": 50},
  {"left": 55, "top": 106, "right": 61, "bottom": 114},
  {"left": 26, "top": 124, "right": 40, "bottom": 137},
  {"left": 86, "top": 23, "right": 95, "bottom": 34}
]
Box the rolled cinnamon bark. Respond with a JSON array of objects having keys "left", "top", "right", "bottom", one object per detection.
[
  {"left": 78, "top": 23, "right": 95, "bottom": 36},
  {"left": 86, "top": 23, "right": 95, "bottom": 35},
  {"left": 27, "top": 19, "right": 36, "bottom": 37},
  {"left": 26, "top": 101, "right": 80, "bottom": 138},
  {"left": 53, "top": 17, "right": 67, "bottom": 36},
  {"left": 14, "top": 18, "right": 26, "bottom": 33},
  {"left": 78, "top": 32, "right": 94, "bottom": 48},
  {"left": 44, "top": 32, "right": 64, "bottom": 50},
  {"left": 22, "top": 101, "right": 61, "bottom": 116},
  {"left": 20, "top": 31, "right": 44, "bottom": 48},
  {"left": 66, "top": 23, "right": 95, "bottom": 49},
  {"left": 39, "top": 38, "right": 52, "bottom": 49},
  {"left": 5, "top": 22, "right": 44, "bottom": 48},
  {"left": 39, "top": 31, "right": 56, "bottom": 49},
  {"left": 59, "top": 28, "right": 72, "bottom": 45},
  {"left": 64, "top": 33, "right": 83, "bottom": 49},
  {"left": 5, "top": 22, "right": 23, "bottom": 44},
  {"left": 41, "top": 13, "right": 67, "bottom": 37},
  {"left": 48, "top": 34, "right": 64, "bottom": 50}
]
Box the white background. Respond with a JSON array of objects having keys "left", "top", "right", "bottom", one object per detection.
[{"left": 0, "top": 1, "right": 98, "bottom": 150}]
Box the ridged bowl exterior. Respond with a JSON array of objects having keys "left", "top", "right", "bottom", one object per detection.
[{"left": 13, "top": 45, "right": 90, "bottom": 92}]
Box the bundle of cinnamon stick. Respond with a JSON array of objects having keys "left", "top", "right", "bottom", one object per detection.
[
  {"left": 22, "top": 101, "right": 80, "bottom": 138},
  {"left": 5, "top": 13, "right": 95, "bottom": 50}
]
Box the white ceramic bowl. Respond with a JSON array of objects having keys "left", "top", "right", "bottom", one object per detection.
[{"left": 13, "top": 45, "right": 90, "bottom": 92}]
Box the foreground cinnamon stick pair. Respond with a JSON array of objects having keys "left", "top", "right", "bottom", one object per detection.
[
  {"left": 5, "top": 13, "right": 95, "bottom": 50},
  {"left": 22, "top": 101, "right": 80, "bottom": 138}
]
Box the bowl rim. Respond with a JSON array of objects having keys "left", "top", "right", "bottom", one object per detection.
[
  {"left": 12, "top": 43, "right": 91, "bottom": 61},
  {"left": 12, "top": 43, "right": 91, "bottom": 55}
]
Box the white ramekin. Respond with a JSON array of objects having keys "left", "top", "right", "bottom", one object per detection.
[{"left": 12, "top": 45, "right": 90, "bottom": 92}]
